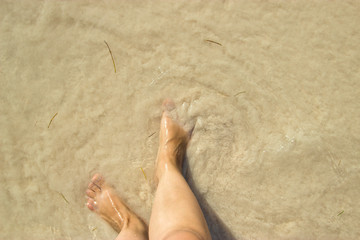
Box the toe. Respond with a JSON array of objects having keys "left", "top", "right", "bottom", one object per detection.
[
  {"left": 88, "top": 182, "right": 101, "bottom": 193},
  {"left": 92, "top": 173, "right": 104, "bottom": 186},
  {"left": 88, "top": 173, "right": 104, "bottom": 192},
  {"left": 87, "top": 198, "right": 97, "bottom": 211},
  {"left": 161, "top": 99, "right": 179, "bottom": 127},
  {"left": 86, "top": 189, "right": 96, "bottom": 198},
  {"left": 162, "top": 98, "right": 175, "bottom": 111}
]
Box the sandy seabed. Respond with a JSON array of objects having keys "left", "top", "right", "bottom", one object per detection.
[{"left": 1, "top": 1, "right": 360, "bottom": 239}]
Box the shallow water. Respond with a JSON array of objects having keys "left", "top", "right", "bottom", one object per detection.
[{"left": 1, "top": 1, "right": 360, "bottom": 239}]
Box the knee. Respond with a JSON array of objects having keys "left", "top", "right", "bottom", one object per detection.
[{"left": 163, "top": 229, "right": 206, "bottom": 240}]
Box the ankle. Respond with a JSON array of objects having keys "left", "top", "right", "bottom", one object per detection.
[
  {"left": 157, "top": 161, "right": 183, "bottom": 182},
  {"left": 125, "top": 216, "right": 148, "bottom": 236}
]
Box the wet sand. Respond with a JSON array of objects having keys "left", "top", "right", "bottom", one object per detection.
[{"left": 1, "top": 1, "right": 359, "bottom": 239}]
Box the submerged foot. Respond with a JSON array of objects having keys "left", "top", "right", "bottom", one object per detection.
[
  {"left": 86, "top": 174, "right": 147, "bottom": 234},
  {"left": 155, "top": 99, "right": 190, "bottom": 183}
]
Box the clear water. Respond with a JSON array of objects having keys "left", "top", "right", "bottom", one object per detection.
[{"left": 1, "top": 1, "right": 359, "bottom": 239}]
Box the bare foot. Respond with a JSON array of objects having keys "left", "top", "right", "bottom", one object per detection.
[
  {"left": 86, "top": 174, "right": 147, "bottom": 235},
  {"left": 155, "top": 99, "right": 190, "bottom": 183}
]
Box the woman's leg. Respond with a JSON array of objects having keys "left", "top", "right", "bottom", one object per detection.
[
  {"left": 149, "top": 100, "right": 211, "bottom": 240},
  {"left": 86, "top": 174, "right": 148, "bottom": 240}
]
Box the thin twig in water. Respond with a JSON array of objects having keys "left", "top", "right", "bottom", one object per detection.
[
  {"left": 48, "top": 112, "right": 58, "bottom": 128},
  {"left": 148, "top": 132, "right": 156, "bottom": 138},
  {"left": 58, "top": 192, "right": 69, "bottom": 204},
  {"left": 92, "top": 227, "right": 97, "bottom": 232},
  {"left": 337, "top": 210, "right": 344, "bottom": 216},
  {"left": 104, "top": 40, "right": 117, "bottom": 73},
  {"left": 205, "top": 39, "right": 223, "bottom": 46},
  {"left": 140, "top": 167, "right": 147, "bottom": 180},
  {"left": 234, "top": 91, "right": 246, "bottom": 97},
  {"left": 338, "top": 159, "right": 342, "bottom": 166}
]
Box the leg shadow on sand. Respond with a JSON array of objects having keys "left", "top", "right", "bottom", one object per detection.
[{"left": 183, "top": 158, "right": 239, "bottom": 240}]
